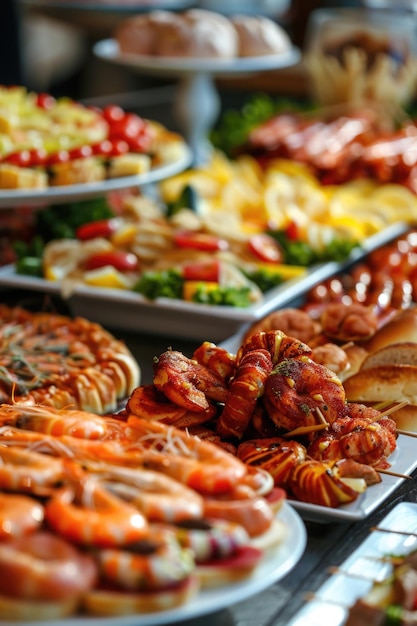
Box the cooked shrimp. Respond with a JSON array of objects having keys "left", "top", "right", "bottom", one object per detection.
[
  {"left": 237, "top": 330, "right": 312, "bottom": 365},
  {"left": 202, "top": 493, "right": 274, "bottom": 538},
  {"left": 0, "top": 492, "right": 44, "bottom": 538},
  {"left": 126, "top": 415, "right": 247, "bottom": 495},
  {"left": 44, "top": 470, "right": 149, "bottom": 548},
  {"left": 5, "top": 403, "right": 125, "bottom": 440},
  {"left": 320, "top": 302, "right": 379, "bottom": 342},
  {"left": 192, "top": 341, "right": 236, "bottom": 383},
  {"left": 0, "top": 530, "right": 98, "bottom": 602},
  {"left": 263, "top": 356, "right": 347, "bottom": 431},
  {"left": 153, "top": 350, "right": 229, "bottom": 412},
  {"left": 307, "top": 404, "right": 397, "bottom": 468},
  {"left": 86, "top": 462, "right": 204, "bottom": 523},
  {"left": 96, "top": 529, "right": 195, "bottom": 591},
  {"left": 216, "top": 349, "right": 272, "bottom": 440},
  {"left": 0, "top": 445, "right": 64, "bottom": 492},
  {"left": 174, "top": 518, "right": 250, "bottom": 562},
  {"left": 125, "top": 384, "right": 216, "bottom": 429}
]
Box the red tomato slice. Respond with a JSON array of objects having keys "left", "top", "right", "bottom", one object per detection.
[
  {"left": 3, "top": 150, "right": 32, "bottom": 167},
  {"left": 76, "top": 218, "right": 121, "bottom": 241},
  {"left": 248, "top": 234, "right": 283, "bottom": 263},
  {"left": 175, "top": 231, "right": 229, "bottom": 253},
  {"left": 84, "top": 251, "right": 139, "bottom": 272},
  {"left": 182, "top": 259, "right": 221, "bottom": 282}
]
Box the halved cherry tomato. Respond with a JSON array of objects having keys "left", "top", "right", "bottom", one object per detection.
[
  {"left": 84, "top": 250, "right": 139, "bottom": 272},
  {"left": 102, "top": 105, "right": 125, "bottom": 124},
  {"left": 174, "top": 231, "right": 229, "bottom": 252},
  {"left": 127, "top": 131, "right": 153, "bottom": 153},
  {"left": 35, "top": 92, "right": 56, "bottom": 110},
  {"left": 68, "top": 145, "right": 93, "bottom": 160},
  {"left": 109, "top": 113, "right": 146, "bottom": 142},
  {"left": 3, "top": 150, "right": 32, "bottom": 167},
  {"left": 91, "top": 140, "right": 114, "bottom": 157},
  {"left": 107, "top": 139, "right": 130, "bottom": 157},
  {"left": 248, "top": 234, "right": 283, "bottom": 263},
  {"left": 182, "top": 259, "right": 221, "bottom": 282},
  {"left": 27, "top": 148, "right": 48, "bottom": 167},
  {"left": 76, "top": 218, "right": 121, "bottom": 241},
  {"left": 47, "top": 150, "right": 70, "bottom": 166},
  {"left": 285, "top": 220, "right": 300, "bottom": 242}
]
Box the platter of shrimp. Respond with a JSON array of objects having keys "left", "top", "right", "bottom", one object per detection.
[
  {"left": 286, "top": 501, "right": 417, "bottom": 626},
  {"left": 0, "top": 402, "right": 306, "bottom": 625}
]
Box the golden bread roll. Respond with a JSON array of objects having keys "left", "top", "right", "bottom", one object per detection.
[
  {"left": 360, "top": 341, "right": 417, "bottom": 370},
  {"left": 343, "top": 364, "right": 417, "bottom": 404},
  {"left": 364, "top": 308, "right": 417, "bottom": 353},
  {"left": 231, "top": 14, "right": 292, "bottom": 57}
]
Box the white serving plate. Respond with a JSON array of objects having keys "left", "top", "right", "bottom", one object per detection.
[
  {"left": 0, "top": 145, "right": 192, "bottom": 208},
  {"left": 93, "top": 39, "right": 301, "bottom": 77},
  {"left": 287, "top": 501, "right": 417, "bottom": 626},
  {"left": 0, "top": 502, "right": 306, "bottom": 626},
  {"left": 0, "top": 223, "right": 408, "bottom": 342}
]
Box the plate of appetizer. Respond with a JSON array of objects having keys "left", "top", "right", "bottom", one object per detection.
[
  {"left": 0, "top": 86, "right": 191, "bottom": 207},
  {"left": 287, "top": 501, "right": 417, "bottom": 626},
  {"left": 0, "top": 400, "right": 306, "bottom": 625}
]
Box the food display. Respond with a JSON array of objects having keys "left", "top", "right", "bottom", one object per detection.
[
  {"left": 0, "top": 401, "right": 292, "bottom": 620},
  {"left": 0, "top": 86, "right": 188, "bottom": 190},
  {"left": 0, "top": 304, "right": 140, "bottom": 414},
  {"left": 235, "top": 107, "right": 417, "bottom": 192},
  {"left": 115, "top": 9, "right": 292, "bottom": 59},
  {"left": 11, "top": 149, "right": 417, "bottom": 312}
]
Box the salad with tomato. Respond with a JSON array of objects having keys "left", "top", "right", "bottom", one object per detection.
[
  {"left": 0, "top": 86, "right": 186, "bottom": 189},
  {"left": 13, "top": 190, "right": 359, "bottom": 308}
]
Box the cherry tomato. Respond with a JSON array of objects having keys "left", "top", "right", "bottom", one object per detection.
[
  {"left": 91, "top": 140, "right": 114, "bottom": 157},
  {"left": 182, "top": 259, "right": 220, "bottom": 282},
  {"left": 109, "top": 113, "right": 146, "bottom": 142},
  {"left": 68, "top": 145, "right": 93, "bottom": 160},
  {"left": 127, "top": 131, "right": 152, "bottom": 153},
  {"left": 102, "top": 104, "right": 125, "bottom": 124},
  {"left": 47, "top": 150, "right": 70, "bottom": 166},
  {"left": 174, "top": 231, "right": 229, "bottom": 252},
  {"left": 108, "top": 139, "right": 130, "bottom": 157},
  {"left": 285, "top": 221, "right": 300, "bottom": 241},
  {"left": 35, "top": 93, "right": 56, "bottom": 110},
  {"left": 3, "top": 150, "right": 32, "bottom": 167},
  {"left": 27, "top": 148, "right": 48, "bottom": 167},
  {"left": 84, "top": 250, "right": 139, "bottom": 272},
  {"left": 248, "top": 234, "right": 283, "bottom": 263},
  {"left": 76, "top": 218, "right": 121, "bottom": 241}
]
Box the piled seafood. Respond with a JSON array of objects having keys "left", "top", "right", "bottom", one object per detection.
[
  {"left": 125, "top": 329, "right": 399, "bottom": 509},
  {"left": 0, "top": 403, "right": 286, "bottom": 620}
]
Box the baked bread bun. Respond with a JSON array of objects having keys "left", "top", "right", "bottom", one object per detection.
[
  {"left": 360, "top": 342, "right": 417, "bottom": 370},
  {"left": 231, "top": 14, "right": 292, "bottom": 57},
  {"left": 116, "top": 9, "right": 238, "bottom": 58},
  {"left": 364, "top": 308, "right": 417, "bottom": 353},
  {"left": 343, "top": 364, "right": 417, "bottom": 404}
]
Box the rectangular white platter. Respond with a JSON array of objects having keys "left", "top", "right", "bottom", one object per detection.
[
  {"left": 287, "top": 501, "right": 417, "bottom": 626},
  {"left": 0, "top": 223, "right": 408, "bottom": 342}
]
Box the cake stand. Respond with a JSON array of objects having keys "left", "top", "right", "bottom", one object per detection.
[{"left": 93, "top": 39, "right": 301, "bottom": 164}]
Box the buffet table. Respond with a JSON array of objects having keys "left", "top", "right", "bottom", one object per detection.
[{"left": 2, "top": 286, "right": 416, "bottom": 626}]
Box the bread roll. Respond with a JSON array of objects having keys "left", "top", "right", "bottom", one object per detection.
[
  {"left": 231, "top": 14, "right": 292, "bottom": 57},
  {"left": 343, "top": 364, "right": 417, "bottom": 404},
  {"left": 364, "top": 308, "right": 417, "bottom": 353},
  {"left": 360, "top": 342, "right": 417, "bottom": 370}
]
